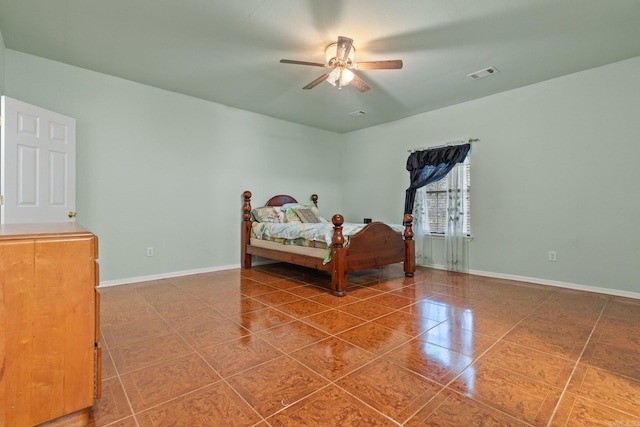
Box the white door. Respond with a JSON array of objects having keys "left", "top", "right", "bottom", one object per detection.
[{"left": 1, "top": 96, "right": 76, "bottom": 224}]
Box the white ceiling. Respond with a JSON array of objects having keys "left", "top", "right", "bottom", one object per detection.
[{"left": 1, "top": 0, "right": 640, "bottom": 133}]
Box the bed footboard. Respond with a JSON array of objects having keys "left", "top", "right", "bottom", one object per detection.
[{"left": 330, "top": 213, "right": 415, "bottom": 296}]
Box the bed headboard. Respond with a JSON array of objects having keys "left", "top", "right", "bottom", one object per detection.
[
  {"left": 264, "top": 194, "right": 318, "bottom": 207},
  {"left": 265, "top": 195, "right": 298, "bottom": 206}
]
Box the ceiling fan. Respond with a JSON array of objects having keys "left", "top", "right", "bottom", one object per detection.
[{"left": 280, "top": 36, "right": 403, "bottom": 92}]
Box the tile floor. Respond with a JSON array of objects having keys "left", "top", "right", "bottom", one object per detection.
[{"left": 89, "top": 263, "right": 640, "bottom": 426}]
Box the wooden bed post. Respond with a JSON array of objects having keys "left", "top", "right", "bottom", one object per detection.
[
  {"left": 310, "top": 194, "right": 318, "bottom": 207},
  {"left": 330, "top": 214, "right": 347, "bottom": 296},
  {"left": 242, "top": 191, "right": 253, "bottom": 269},
  {"left": 403, "top": 214, "right": 416, "bottom": 277}
]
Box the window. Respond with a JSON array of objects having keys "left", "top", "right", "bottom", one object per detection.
[{"left": 422, "top": 157, "right": 471, "bottom": 235}]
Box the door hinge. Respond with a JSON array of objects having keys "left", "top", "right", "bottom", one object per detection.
[
  {"left": 0, "top": 115, "right": 4, "bottom": 127},
  {"left": 0, "top": 195, "right": 4, "bottom": 206}
]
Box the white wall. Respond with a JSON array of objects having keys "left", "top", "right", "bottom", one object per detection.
[
  {"left": 342, "top": 56, "right": 640, "bottom": 294},
  {"left": 5, "top": 47, "right": 639, "bottom": 295},
  {"left": 0, "top": 29, "right": 5, "bottom": 94},
  {"left": 4, "top": 50, "right": 344, "bottom": 282}
]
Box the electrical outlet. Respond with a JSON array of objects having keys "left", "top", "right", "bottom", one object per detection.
[
  {"left": 147, "top": 247, "right": 154, "bottom": 257},
  {"left": 548, "top": 250, "right": 557, "bottom": 262}
]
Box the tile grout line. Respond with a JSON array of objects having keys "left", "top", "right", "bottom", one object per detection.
[
  {"left": 312, "top": 289, "right": 547, "bottom": 426},
  {"left": 229, "top": 283, "right": 434, "bottom": 425},
  {"left": 222, "top": 273, "right": 406, "bottom": 425},
  {"left": 99, "top": 332, "right": 142, "bottom": 427},
  {"left": 116, "top": 290, "right": 236, "bottom": 423},
  {"left": 397, "top": 288, "right": 561, "bottom": 425},
  {"left": 174, "top": 277, "right": 348, "bottom": 426},
  {"left": 110, "top": 273, "right": 440, "bottom": 424},
  {"left": 150, "top": 287, "right": 275, "bottom": 425},
  {"left": 100, "top": 277, "right": 508, "bottom": 426},
  {"left": 340, "top": 285, "right": 550, "bottom": 424},
  {"left": 183, "top": 276, "right": 405, "bottom": 423},
  {"left": 544, "top": 299, "right": 608, "bottom": 427},
  {"left": 329, "top": 383, "right": 405, "bottom": 427},
  {"left": 394, "top": 288, "right": 545, "bottom": 425},
  {"left": 103, "top": 271, "right": 632, "bottom": 425}
]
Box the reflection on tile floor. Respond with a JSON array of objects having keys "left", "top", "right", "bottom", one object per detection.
[{"left": 91, "top": 263, "right": 640, "bottom": 426}]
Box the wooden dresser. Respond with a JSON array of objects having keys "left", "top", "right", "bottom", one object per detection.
[{"left": 0, "top": 223, "right": 101, "bottom": 427}]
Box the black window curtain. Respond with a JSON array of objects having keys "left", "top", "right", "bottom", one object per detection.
[{"left": 404, "top": 143, "right": 471, "bottom": 215}]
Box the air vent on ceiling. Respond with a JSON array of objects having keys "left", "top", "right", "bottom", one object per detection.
[
  {"left": 467, "top": 66, "right": 499, "bottom": 80},
  {"left": 348, "top": 110, "right": 367, "bottom": 117}
]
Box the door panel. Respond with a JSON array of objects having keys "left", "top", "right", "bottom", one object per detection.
[
  {"left": 17, "top": 144, "right": 38, "bottom": 205},
  {"left": 1, "top": 96, "right": 76, "bottom": 223},
  {"left": 49, "top": 150, "right": 68, "bottom": 205}
]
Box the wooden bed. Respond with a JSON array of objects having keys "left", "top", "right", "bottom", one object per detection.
[{"left": 241, "top": 191, "right": 415, "bottom": 296}]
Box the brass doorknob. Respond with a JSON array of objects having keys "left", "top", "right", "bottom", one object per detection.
[{"left": 68, "top": 211, "right": 77, "bottom": 218}]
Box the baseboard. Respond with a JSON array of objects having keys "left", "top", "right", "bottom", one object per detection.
[
  {"left": 98, "top": 264, "right": 241, "bottom": 288},
  {"left": 468, "top": 268, "right": 640, "bottom": 300},
  {"left": 98, "top": 259, "right": 276, "bottom": 288},
  {"left": 417, "top": 263, "right": 639, "bottom": 300},
  {"left": 100, "top": 262, "right": 640, "bottom": 300}
]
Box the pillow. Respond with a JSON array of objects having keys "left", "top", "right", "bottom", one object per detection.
[
  {"left": 305, "top": 204, "right": 328, "bottom": 223},
  {"left": 284, "top": 207, "right": 302, "bottom": 223},
  {"left": 282, "top": 203, "right": 328, "bottom": 223},
  {"left": 251, "top": 206, "right": 281, "bottom": 223},
  {"left": 272, "top": 206, "right": 285, "bottom": 222},
  {"left": 296, "top": 208, "right": 320, "bottom": 223},
  {"left": 281, "top": 203, "right": 304, "bottom": 211}
]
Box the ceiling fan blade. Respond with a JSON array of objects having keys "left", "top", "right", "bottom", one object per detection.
[
  {"left": 350, "top": 74, "right": 371, "bottom": 92},
  {"left": 303, "top": 73, "right": 330, "bottom": 90},
  {"left": 355, "top": 60, "right": 403, "bottom": 70},
  {"left": 336, "top": 36, "right": 353, "bottom": 61},
  {"left": 280, "top": 59, "right": 326, "bottom": 67}
]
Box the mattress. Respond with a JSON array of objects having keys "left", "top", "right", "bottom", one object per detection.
[
  {"left": 249, "top": 237, "right": 326, "bottom": 259},
  {"left": 250, "top": 221, "right": 405, "bottom": 264}
]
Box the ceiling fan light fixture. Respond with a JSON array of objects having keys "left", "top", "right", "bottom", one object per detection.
[
  {"left": 280, "top": 36, "right": 399, "bottom": 93},
  {"left": 325, "top": 42, "right": 355, "bottom": 65},
  {"left": 326, "top": 67, "right": 340, "bottom": 86},
  {"left": 326, "top": 67, "right": 355, "bottom": 88},
  {"left": 340, "top": 68, "right": 355, "bottom": 86}
]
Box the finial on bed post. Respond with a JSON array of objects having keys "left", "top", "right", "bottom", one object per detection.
[
  {"left": 403, "top": 214, "right": 414, "bottom": 240},
  {"left": 242, "top": 191, "right": 253, "bottom": 269},
  {"left": 331, "top": 214, "right": 347, "bottom": 296},
  {"left": 331, "top": 214, "right": 345, "bottom": 246},
  {"left": 403, "top": 214, "right": 416, "bottom": 277},
  {"left": 311, "top": 194, "right": 318, "bottom": 207},
  {"left": 243, "top": 191, "right": 252, "bottom": 221}
]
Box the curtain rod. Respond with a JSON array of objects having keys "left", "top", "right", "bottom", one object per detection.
[{"left": 408, "top": 138, "right": 479, "bottom": 153}]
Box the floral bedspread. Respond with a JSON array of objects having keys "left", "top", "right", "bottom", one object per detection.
[{"left": 251, "top": 221, "right": 404, "bottom": 247}]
